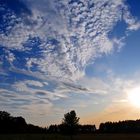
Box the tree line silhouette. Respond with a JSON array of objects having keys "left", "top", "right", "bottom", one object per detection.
[
  {"left": 0, "top": 110, "right": 140, "bottom": 134},
  {"left": 99, "top": 120, "right": 140, "bottom": 133},
  {"left": 0, "top": 111, "right": 46, "bottom": 133}
]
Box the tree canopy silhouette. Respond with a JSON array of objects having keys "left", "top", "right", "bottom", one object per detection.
[
  {"left": 62, "top": 110, "right": 79, "bottom": 126},
  {"left": 60, "top": 110, "right": 80, "bottom": 135}
]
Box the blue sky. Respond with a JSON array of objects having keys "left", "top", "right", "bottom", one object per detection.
[{"left": 0, "top": 0, "right": 140, "bottom": 127}]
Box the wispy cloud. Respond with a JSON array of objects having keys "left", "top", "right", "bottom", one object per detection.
[
  {"left": 123, "top": 3, "right": 140, "bottom": 31},
  {"left": 127, "top": 22, "right": 140, "bottom": 31}
]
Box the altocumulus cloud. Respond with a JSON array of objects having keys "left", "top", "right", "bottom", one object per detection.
[{"left": 0, "top": 0, "right": 139, "bottom": 81}]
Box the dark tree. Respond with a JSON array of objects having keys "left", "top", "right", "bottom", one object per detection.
[
  {"left": 0, "top": 111, "right": 46, "bottom": 134},
  {"left": 48, "top": 125, "right": 59, "bottom": 133},
  {"left": 78, "top": 124, "right": 96, "bottom": 133},
  {"left": 60, "top": 110, "right": 80, "bottom": 135},
  {"left": 0, "top": 111, "right": 10, "bottom": 120},
  {"left": 99, "top": 120, "right": 140, "bottom": 133}
]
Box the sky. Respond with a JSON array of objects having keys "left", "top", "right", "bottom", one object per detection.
[{"left": 0, "top": 0, "right": 140, "bottom": 127}]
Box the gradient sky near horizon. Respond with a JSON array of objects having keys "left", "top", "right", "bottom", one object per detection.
[{"left": 0, "top": 0, "right": 140, "bottom": 127}]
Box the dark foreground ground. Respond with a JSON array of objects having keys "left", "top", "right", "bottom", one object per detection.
[{"left": 1, "top": 134, "right": 140, "bottom": 140}]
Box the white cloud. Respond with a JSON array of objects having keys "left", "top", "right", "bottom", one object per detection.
[
  {"left": 78, "top": 73, "right": 136, "bottom": 97},
  {"left": 12, "top": 80, "right": 68, "bottom": 101},
  {"left": 112, "top": 37, "right": 125, "bottom": 51},
  {"left": 127, "top": 22, "right": 140, "bottom": 31},
  {"left": 24, "top": 80, "right": 44, "bottom": 87},
  {"left": 0, "top": 69, "right": 9, "bottom": 76},
  {"left": 0, "top": 0, "right": 138, "bottom": 81},
  {"left": 123, "top": 4, "right": 140, "bottom": 31}
]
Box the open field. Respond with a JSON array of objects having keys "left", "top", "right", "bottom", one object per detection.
[{"left": 0, "top": 134, "right": 140, "bottom": 140}]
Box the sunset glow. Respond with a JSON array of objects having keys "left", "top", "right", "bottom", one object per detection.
[{"left": 128, "top": 87, "right": 140, "bottom": 108}]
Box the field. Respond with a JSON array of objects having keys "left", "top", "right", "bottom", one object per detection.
[{"left": 0, "top": 134, "right": 140, "bottom": 140}]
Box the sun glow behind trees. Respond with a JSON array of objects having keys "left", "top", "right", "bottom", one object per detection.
[{"left": 128, "top": 87, "right": 140, "bottom": 108}]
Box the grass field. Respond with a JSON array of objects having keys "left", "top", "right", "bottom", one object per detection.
[{"left": 0, "top": 134, "right": 140, "bottom": 140}]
